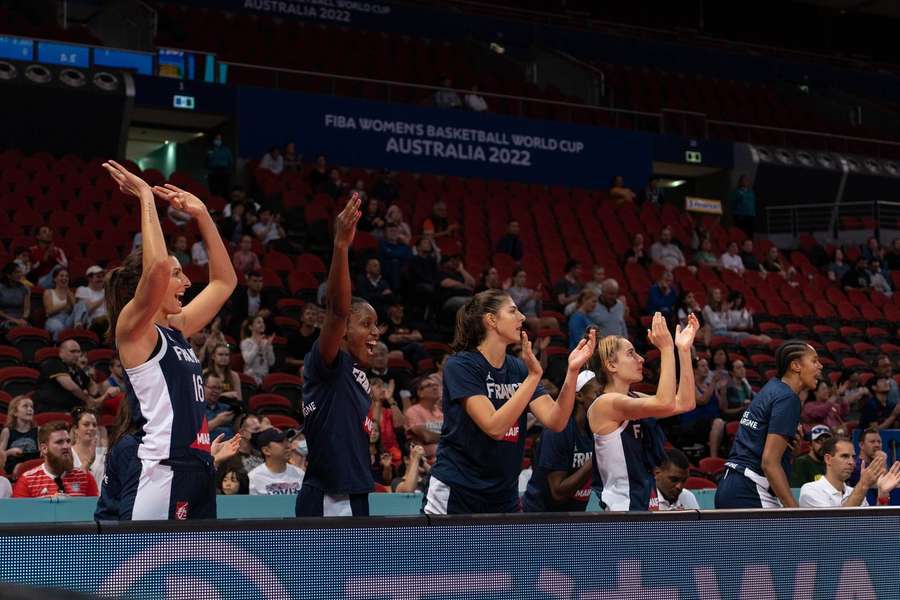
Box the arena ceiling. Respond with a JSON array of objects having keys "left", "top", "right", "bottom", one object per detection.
[{"left": 796, "top": 0, "right": 900, "bottom": 18}]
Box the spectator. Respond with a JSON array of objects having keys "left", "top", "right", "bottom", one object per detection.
[
  {"left": 379, "top": 225, "right": 413, "bottom": 292},
  {"left": 259, "top": 146, "right": 284, "bottom": 175},
  {"left": 248, "top": 428, "right": 304, "bottom": 495},
  {"left": 0, "top": 262, "right": 30, "bottom": 329},
  {"left": 283, "top": 142, "right": 300, "bottom": 172},
  {"left": 321, "top": 168, "right": 348, "bottom": 200},
  {"left": 217, "top": 467, "right": 250, "bottom": 495},
  {"left": 762, "top": 246, "right": 794, "bottom": 279},
  {"left": 847, "top": 427, "right": 887, "bottom": 501},
  {"left": 372, "top": 170, "right": 400, "bottom": 205},
  {"left": 438, "top": 255, "right": 476, "bottom": 318},
  {"left": 859, "top": 377, "right": 900, "bottom": 429},
  {"left": 240, "top": 316, "right": 276, "bottom": 385},
  {"left": 588, "top": 278, "right": 628, "bottom": 338},
  {"left": 676, "top": 291, "right": 704, "bottom": 333},
  {"left": 554, "top": 259, "right": 584, "bottom": 315},
  {"left": 29, "top": 225, "right": 68, "bottom": 288},
  {"left": 641, "top": 176, "right": 664, "bottom": 205},
  {"left": 232, "top": 235, "right": 261, "bottom": 276},
  {"left": 228, "top": 271, "right": 273, "bottom": 337},
  {"left": 624, "top": 233, "right": 651, "bottom": 267},
  {"left": 70, "top": 407, "right": 106, "bottom": 486},
  {"left": 861, "top": 237, "right": 882, "bottom": 262},
  {"left": 507, "top": 268, "right": 555, "bottom": 332},
  {"left": 677, "top": 357, "right": 723, "bottom": 456},
  {"left": 799, "top": 437, "right": 900, "bottom": 508},
  {"left": 873, "top": 355, "right": 900, "bottom": 405},
  {"left": 203, "top": 343, "right": 242, "bottom": 403},
  {"left": 434, "top": 76, "right": 463, "bottom": 108},
  {"left": 368, "top": 342, "right": 412, "bottom": 401},
  {"left": 12, "top": 421, "right": 98, "bottom": 498},
  {"left": 801, "top": 380, "right": 848, "bottom": 433},
  {"left": 12, "top": 246, "right": 32, "bottom": 282},
  {"left": 726, "top": 291, "right": 766, "bottom": 341},
  {"left": 350, "top": 178, "right": 369, "bottom": 203},
  {"left": 73, "top": 265, "right": 107, "bottom": 330},
  {"left": 384, "top": 205, "right": 412, "bottom": 245},
  {"left": 583, "top": 265, "right": 606, "bottom": 296},
  {"left": 719, "top": 241, "right": 745, "bottom": 274},
  {"left": 464, "top": 84, "right": 488, "bottom": 112},
  {"left": 0, "top": 396, "right": 38, "bottom": 473},
  {"left": 206, "top": 133, "right": 234, "bottom": 198},
  {"left": 201, "top": 374, "right": 234, "bottom": 441},
  {"left": 404, "top": 374, "right": 443, "bottom": 461},
  {"left": 702, "top": 287, "right": 749, "bottom": 341},
  {"left": 739, "top": 239, "right": 761, "bottom": 272},
  {"left": 42, "top": 267, "right": 75, "bottom": 341},
  {"left": 609, "top": 175, "right": 636, "bottom": 204},
  {"left": 725, "top": 359, "right": 754, "bottom": 413},
  {"left": 356, "top": 258, "right": 393, "bottom": 309},
  {"left": 221, "top": 201, "right": 248, "bottom": 246},
  {"left": 167, "top": 203, "right": 191, "bottom": 228},
  {"left": 790, "top": 425, "right": 832, "bottom": 487},
  {"left": 192, "top": 238, "right": 209, "bottom": 267},
  {"left": 408, "top": 237, "right": 441, "bottom": 305},
  {"left": 868, "top": 259, "right": 892, "bottom": 295},
  {"left": 171, "top": 235, "right": 191, "bottom": 267},
  {"left": 646, "top": 270, "right": 678, "bottom": 318},
  {"left": 382, "top": 302, "right": 428, "bottom": 366},
  {"left": 650, "top": 227, "right": 686, "bottom": 271},
  {"left": 652, "top": 449, "right": 699, "bottom": 511},
  {"left": 476, "top": 266, "right": 503, "bottom": 293},
  {"left": 369, "top": 378, "right": 402, "bottom": 465},
  {"left": 359, "top": 198, "right": 386, "bottom": 235},
  {"left": 691, "top": 237, "right": 718, "bottom": 268},
  {"left": 289, "top": 435, "right": 308, "bottom": 472},
  {"left": 284, "top": 304, "right": 320, "bottom": 372},
  {"left": 393, "top": 443, "right": 431, "bottom": 493},
  {"left": 729, "top": 175, "right": 757, "bottom": 237},
  {"left": 102, "top": 354, "right": 125, "bottom": 396},
  {"left": 421, "top": 200, "right": 459, "bottom": 239},
  {"left": 34, "top": 339, "right": 106, "bottom": 413},
  {"left": 229, "top": 413, "right": 264, "bottom": 474},
  {"left": 309, "top": 155, "right": 329, "bottom": 191},
  {"left": 887, "top": 237, "right": 900, "bottom": 271},
  {"left": 496, "top": 220, "right": 523, "bottom": 262},
  {"left": 253, "top": 208, "right": 285, "bottom": 247},
  {"left": 568, "top": 291, "right": 597, "bottom": 350}
]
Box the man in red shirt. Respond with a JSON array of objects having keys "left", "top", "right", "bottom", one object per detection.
[
  {"left": 29, "top": 225, "right": 68, "bottom": 288},
  {"left": 13, "top": 421, "right": 98, "bottom": 498}
]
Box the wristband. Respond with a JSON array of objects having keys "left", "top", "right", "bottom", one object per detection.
[{"left": 878, "top": 496, "right": 890, "bottom": 506}]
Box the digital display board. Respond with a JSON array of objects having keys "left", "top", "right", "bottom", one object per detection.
[
  {"left": 158, "top": 48, "right": 186, "bottom": 79},
  {"left": 0, "top": 35, "right": 33, "bottom": 61},
  {"left": 36, "top": 41, "right": 89, "bottom": 67},
  {"left": 93, "top": 48, "right": 153, "bottom": 75}
]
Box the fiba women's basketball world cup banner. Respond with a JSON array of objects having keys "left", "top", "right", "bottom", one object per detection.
[{"left": 237, "top": 86, "right": 653, "bottom": 189}]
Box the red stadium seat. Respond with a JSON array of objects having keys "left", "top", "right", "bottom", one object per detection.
[
  {"left": 698, "top": 457, "right": 726, "bottom": 476},
  {"left": 6, "top": 327, "right": 51, "bottom": 364},
  {"left": 249, "top": 393, "right": 294, "bottom": 415},
  {"left": 0, "top": 366, "right": 39, "bottom": 397},
  {"left": 34, "top": 412, "right": 73, "bottom": 426},
  {"left": 684, "top": 476, "right": 717, "bottom": 490},
  {"left": 0, "top": 346, "right": 23, "bottom": 368},
  {"left": 266, "top": 414, "right": 301, "bottom": 430}
]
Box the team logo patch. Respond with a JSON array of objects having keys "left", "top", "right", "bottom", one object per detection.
[
  {"left": 363, "top": 416, "right": 376, "bottom": 436},
  {"left": 175, "top": 502, "right": 189, "bottom": 520},
  {"left": 501, "top": 425, "right": 520, "bottom": 443}
]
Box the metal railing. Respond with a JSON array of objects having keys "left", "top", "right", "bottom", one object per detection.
[
  {"left": 709, "top": 119, "right": 900, "bottom": 158},
  {"left": 766, "top": 200, "right": 900, "bottom": 237}
]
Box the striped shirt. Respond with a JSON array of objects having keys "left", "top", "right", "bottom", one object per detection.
[{"left": 12, "top": 464, "right": 99, "bottom": 498}]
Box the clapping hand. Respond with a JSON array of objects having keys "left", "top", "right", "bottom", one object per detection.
[
  {"left": 877, "top": 461, "right": 900, "bottom": 498},
  {"left": 152, "top": 183, "right": 207, "bottom": 218},
  {"left": 520, "top": 331, "right": 543, "bottom": 377},
  {"left": 675, "top": 313, "right": 699, "bottom": 352},
  {"left": 211, "top": 432, "right": 241, "bottom": 465},
  {"left": 568, "top": 328, "right": 596, "bottom": 373},
  {"left": 335, "top": 192, "right": 362, "bottom": 249},
  {"left": 102, "top": 160, "right": 151, "bottom": 199},
  {"left": 647, "top": 312, "right": 673, "bottom": 350},
  {"left": 860, "top": 454, "right": 887, "bottom": 489}
]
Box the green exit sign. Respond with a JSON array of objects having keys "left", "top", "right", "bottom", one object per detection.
[{"left": 686, "top": 150, "right": 702, "bottom": 164}]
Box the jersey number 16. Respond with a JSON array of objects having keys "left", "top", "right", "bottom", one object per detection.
[{"left": 193, "top": 374, "right": 205, "bottom": 403}]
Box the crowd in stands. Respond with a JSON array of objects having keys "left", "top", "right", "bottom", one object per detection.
[{"left": 1, "top": 147, "right": 900, "bottom": 507}]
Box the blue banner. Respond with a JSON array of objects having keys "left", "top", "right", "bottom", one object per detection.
[
  {"left": 238, "top": 87, "right": 653, "bottom": 189},
  {"left": 179, "top": 0, "right": 394, "bottom": 25},
  {"left": 0, "top": 511, "right": 896, "bottom": 599}
]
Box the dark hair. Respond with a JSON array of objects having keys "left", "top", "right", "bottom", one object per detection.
[
  {"left": 775, "top": 339, "right": 813, "bottom": 378},
  {"left": 727, "top": 290, "right": 745, "bottom": 309},
  {"left": 70, "top": 407, "right": 97, "bottom": 430},
  {"left": 451, "top": 289, "right": 510, "bottom": 352},
  {"left": 659, "top": 448, "right": 691, "bottom": 470},
  {"left": 820, "top": 435, "right": 851, "bottom": 459},
  {"left": 564, "top": 259, "right": 580, "bottom": 274},
  {"left": 1, "top": 262, "right": 20, "bottom": 285},
  {"left": 217, "top": 467, "right": 249, "bottom": 495},
  {"left": 38, "top": 421, "right": 70, "bottom": 446},
  {"left": 206, "top": 343, "right": 234, "bottom": 380},
  {"left": 108, "top": 393, "right": 137, "bottom": 449},
  {"left": 860, "top": 427, "right": 881, "bottom": 443},
  {"left": 104, "top": 249, "right": 144, "bottom": 342}
]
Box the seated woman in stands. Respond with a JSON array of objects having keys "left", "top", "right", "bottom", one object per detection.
[
  {"left": 0, "top": 262, "right": 30, "bottom": 330},
  {"left": 0, "top": 395, "right": 38, "bottom": 473}
]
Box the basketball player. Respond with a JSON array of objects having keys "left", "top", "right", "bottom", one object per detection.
[
  {"left": 101, "top": 161, "right": 237, "bottom": 520},
  {"left": 588, "top": 312, "right": 699, "bottom": 511},
  {"left": 295, "top": 193, "right": 382, "bottom": 517},
  {"left": 423, "top": 289, "right": 595, "bottom": 514},
  {"left": 715, "top": 340, "right": 822, "bottom": 509}
]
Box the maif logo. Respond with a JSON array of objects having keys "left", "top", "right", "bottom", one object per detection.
[{"left": 96, "top": 537, "right": 291, "bottom": 599}]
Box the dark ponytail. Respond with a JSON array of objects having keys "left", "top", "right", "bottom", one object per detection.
[
  {"left": 775, "top": 339, "right": 813, "bottom": 378},
  {"left": 450, "top": 289, "right": 510, "bottom": 352},
  {"left": 104, "top": 249, "right": 144, "bottom": 342}
]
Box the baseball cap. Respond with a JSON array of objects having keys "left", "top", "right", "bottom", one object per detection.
[
  {"left": 85, "top": 265, "right": 104, "bottom": 276},
  {"left": 810, "top": 425, "right": 832, "bottom": 441},
  {"left": 576, "top": 370, "right": 597, "bottom": 393},
  {"left": 251, "top": 427, "right": 296, "bottom": 450}
]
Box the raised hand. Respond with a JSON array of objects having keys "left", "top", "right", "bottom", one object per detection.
[
  {"left": 152, "top": 183, "right": 207, "bottom": 218},
  {"left": 647, "top": 312, "right": 673, "bottom": 350},
  {"left": 102, "top": 160, "right": 152, "bottom": 198},
  {"left": 334, "top": 192, "right": 362, "bottom": 249},
  {"left": 211, "top": 432, "right": 241, "bottom": 464},
  {"left": 520, "top": 331, "right": 543, "bottom": 377},
  {"left": 877, "top": 461, "right": 900, "bottom": 497},
  {"left": 568, "top": 328, "right": 596, "bottom": 372},
  {"left": 675, "top": 313, "right": 700, "bottom": 352},
  {"left": 860, "top": 454, "right": 887, "bottom": 489}
]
